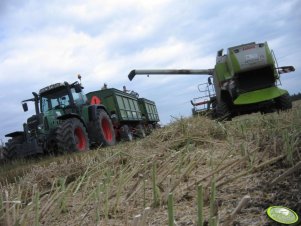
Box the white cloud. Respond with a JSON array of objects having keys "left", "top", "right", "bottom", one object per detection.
[{"left": 0, "top": 0, "right": 300, "bottom": 139}]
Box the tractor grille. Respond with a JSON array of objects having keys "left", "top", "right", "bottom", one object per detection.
[
  {"left": 27, "top": 115, "right": 39, "bottom": 136},
  {"left": 235, "top": 66, "right": 276, "bottom": 93}
]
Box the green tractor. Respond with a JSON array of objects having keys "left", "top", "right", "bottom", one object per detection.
[
  {"left": 128, "top": 42, "right": 295, "bottom": 119},
  {"left": 86, "top": 87, "right": 160, "bottom": 141},
  {"left": 4, "top": 80, "right": 116, "bottom": 159}
]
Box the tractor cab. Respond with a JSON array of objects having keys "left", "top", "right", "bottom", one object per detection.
[
  {"left": 39, "top": 82, "right": 87, "bottom": 114},
  {"left": 21, "top": 82, "right": 86, "bottom": 114},
  {"left": 18, "top": 81, "right": 88, "bottom": 140}
]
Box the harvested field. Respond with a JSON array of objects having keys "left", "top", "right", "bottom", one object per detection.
[{"left": 0, "top": 101, "right": 300, "bottom": 226}]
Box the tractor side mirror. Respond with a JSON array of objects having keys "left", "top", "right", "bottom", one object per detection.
[
  {"left": 74, "top": 84, "right": 82, "bottom": 93},
  {"left": 22, "top": 102, "right": 28, "bottom": 112}
]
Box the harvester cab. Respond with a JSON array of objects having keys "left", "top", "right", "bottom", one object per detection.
[{"left": 128, "top": 41, "right": 295, "bottom": 120}]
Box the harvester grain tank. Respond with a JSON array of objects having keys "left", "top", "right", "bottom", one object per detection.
[
  {"left": 4, "top": 80, "right": 116, "bottom": 159},
  {"left": 128, "top": 42, "right": 295, "bottom": 119}
]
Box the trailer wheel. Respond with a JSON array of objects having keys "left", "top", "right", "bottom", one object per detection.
[
  {"left": 56, "top": 118, "right": 89, "bottom": 153},
  {"left": 94, "top": 109, "right": 116, "bottom": 146},
  {"left": 120, "top": 125, "right": 133, "bottom": 141},
  {"left": 215, "top": 101, "right": 231, "bottom": 121},
  {"left": 135, "top": 124, "right": 146, "bottom": 138},
  {"left": 275, "top": 93, "right": 292, "bottom": 111},
  {"left": 146, "top": 124, "right": 154, "bottom": 135},
  {"left": 4, "top": 135, "right": 24, "bottom": 159}
]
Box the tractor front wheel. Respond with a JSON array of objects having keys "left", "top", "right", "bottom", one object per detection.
[{"left": 56, "top": 118, "right": 90, "bottom": 153}]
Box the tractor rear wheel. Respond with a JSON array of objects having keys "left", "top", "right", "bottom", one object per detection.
[
  {"left": 215, "top": 101, "right": 231, "bottom": 121},
  {"left": 93, "top": 109, "right": 116, "bottom": 146},
  {"left": 275, "top": 93, "right": 292, "bottom": 111},
  {"left": 56, "top": 118, "right": 89, "bottom": 153},
  {"left": 4, "top": 135, "right": 24, "bottom": 159},
  {"left": 120, "top": 125, "right": 133, "bottom": 141}
]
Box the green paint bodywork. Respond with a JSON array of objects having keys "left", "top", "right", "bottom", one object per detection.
[
  {"left": 40, "top": 105, "right": 91, "bottom": 135},
  {"left": 86, "top": 88, "right": 143, "bottom": 122},
  {"left": 214, "top": 42, "right": 291, "bottom": 107},
  {"left": 42, "top": 109, "right": 62, "bottom": 132},
  {"left": 234, "top": 87, "right": 288, "bottom": 105},
  {"left": 138, "top": 98, "right": 160, "bottom": 122},
  {"left": 264, "top": 42, "right": 275, "bottom": 66},
  {"left": 215, "top": 63, "right": 230, "bottom": 81},
  {"left": 228, "top": 49, "right": 241, "bottom": 74}
]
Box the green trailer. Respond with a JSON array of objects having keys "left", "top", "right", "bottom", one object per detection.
[
  {"left": 86, "top": 88, "right": 147, "bottom": 140},
  {"left": 138, "top": 98, "right": 159, "bottom": 128}
]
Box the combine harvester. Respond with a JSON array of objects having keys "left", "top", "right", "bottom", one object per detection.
[{"left": 128, "top": 42, "right": 295, "bottom": 120}]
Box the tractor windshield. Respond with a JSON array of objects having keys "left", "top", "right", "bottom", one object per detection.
[{"left": 40, "top": 87, "right": 71, "bottom": 113}]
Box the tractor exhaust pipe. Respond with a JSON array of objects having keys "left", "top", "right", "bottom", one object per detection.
[
  {"left": 32, "top": 92, "right": 40, "bottom": 115},
  {"left": 128, "top": 69, "right": 214, "bottom": 81}
]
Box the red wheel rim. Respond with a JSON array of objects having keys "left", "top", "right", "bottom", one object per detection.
[
  {"left": 102, "top": 118, "right": 113, "bottom": 142},
  {"left": 74, "top": 127, "right": 87, "bottom": 151}
]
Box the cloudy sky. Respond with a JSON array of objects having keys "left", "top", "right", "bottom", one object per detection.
[{"left": 0, "top": 0, "right": 300, "bottom": 141}]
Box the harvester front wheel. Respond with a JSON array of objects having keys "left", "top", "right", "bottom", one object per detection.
[
  {"left": 215, "top": 101, "right": 231, "bottom": 121},
  {"left": 56, "top": 118, "right": 90, "bottom": 153},
  {"left": 275, "top": 93, "right": 292, "bottom": 111},
  {"left": 94, "top": 109, "right": 116, "bottom": 146}
]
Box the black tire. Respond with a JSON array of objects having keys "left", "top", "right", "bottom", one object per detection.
[
  {"left": 146, "top": 124, "right": 154, "bottom": 135},
  {"left": 275, "top": 93, "right": 292, "bottom": 111},
  {"left": 215, "top": 101, "right": 231, "bottom": 121},
  {"left": 56, "top": 118, "right": 89, "bottom": 153},
  {"left": 135, "top": 124, "right": 146, "bottom": 138},
  {"left": 4, "top": 135, "right": 24, "bottom": 159},
  {"left": 93, "top": 109, "right": 116, "bottom": 146},
  {"left": 120, "top": 125, "right": 133, "bottom": 141},
  {"left": 210, "top": 97, "right": 217, "bottom": 110}
]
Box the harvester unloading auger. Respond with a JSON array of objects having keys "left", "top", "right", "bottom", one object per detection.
[{"left": 128, "top": 42, "right": 295, "bottom": 120}]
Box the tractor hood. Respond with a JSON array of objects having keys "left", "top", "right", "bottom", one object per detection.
[{"left": 234, "top": 87, "right": 288, "bottom": 105}]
